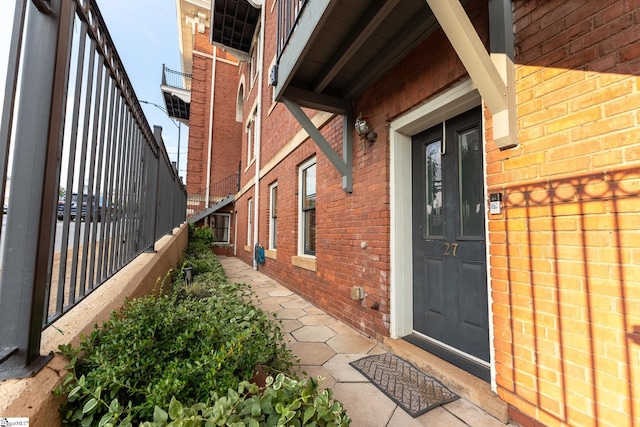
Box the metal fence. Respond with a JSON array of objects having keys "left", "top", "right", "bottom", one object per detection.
[{"left": 0, "top": 0, "right": 186, "bottom": 380}]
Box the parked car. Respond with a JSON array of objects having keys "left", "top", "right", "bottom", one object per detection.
[
  {"left": 81, "top": 194, "right": 114, "bottom": 222},
  {"left": 57, "top": 193, "right": 78, "bottom": 220},
  {"left": 58, "top": 193, "right": 115, "bottom": 222}
]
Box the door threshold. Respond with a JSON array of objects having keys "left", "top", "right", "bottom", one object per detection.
[
  {"left": 404, "top": 332, "right": 490, "bottom": 381},
  {"left": 382, "top": 336, "right": 508, "bottom": 424}
]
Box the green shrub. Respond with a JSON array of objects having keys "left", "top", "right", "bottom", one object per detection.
[
  {"left": 188, "top": 224, "right": 215, "bottom": 246},
  {"left": 140, "top": 374, "right": 351, "bottom": 427},
  {"left": 53, "top": 231, "right": 350, "bottom": 426},
  {"left": 175, "top": 244, "right": 228, "bottom": 294},
  {"left": 184, "top": 240, "right": 211, "bottom": 257},
  {"left": 181, "top": 236, "right": 220, "bottom": 278},
  {"left": 54, "top": 281, "right": 294, "bottom": 426}
]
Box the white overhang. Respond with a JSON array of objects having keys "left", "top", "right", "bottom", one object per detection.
[
  {"left": 176, "top": 0, "right": 211, "bottom": 75},
  {"left": 425, "top": 0, "right": 517, "bottom": 149}
]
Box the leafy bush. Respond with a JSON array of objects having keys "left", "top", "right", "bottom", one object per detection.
[
  {"left": 181, "top": 234, "right": 221, "bottom": 278},
  {"left": 53, "top": 233, "right": 350, "bottom": 426},
  {"left": 54, "top": 272, "right": 294, "bottom": 425},
  {"left": 140, "top": 374, "right": 351, "bottom": 427},
  {"left": 188, "top": 223, "right": 215, "bottom": 246},
  {"left": 169, "top": 252, "right": 227, "bottom": 307}
]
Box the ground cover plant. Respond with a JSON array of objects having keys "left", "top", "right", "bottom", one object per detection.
[{"left": 53, "top": 225, "right": 350, "bottom": 426}]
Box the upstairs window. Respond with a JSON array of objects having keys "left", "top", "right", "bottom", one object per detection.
[
  {"left": 236, "top": 82, "right": 244, "bottom": 122},
  {"left": 249, "top": 23, "right": 261, "bottom": 87},
  {"left": 247, "top": 107, "right": 258, "bottom": 164}
]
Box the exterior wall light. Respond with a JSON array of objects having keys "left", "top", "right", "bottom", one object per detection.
[{"left": 355, "top": 113, "right": 377, "bottom": 144}]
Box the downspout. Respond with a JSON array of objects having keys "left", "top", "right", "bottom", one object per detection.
[
  {"left": 252, "top": 7, "right": 265, "bottom": 270},
  {"left": 234, "top": 207, "right": 238, "bottom": 256},
  {"left": 205, "top": 46, "right": 217, "bottom": 206}
]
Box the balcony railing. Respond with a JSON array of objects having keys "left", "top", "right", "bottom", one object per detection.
[
  {"left": 276, "top": 0, "right": 308, "bottom": 61},
  {"left": 187, "top": 174, "right": 239, "bottom": 218},
  {"left": 162, "top": 64, "right": 192, "bottom": 91}
]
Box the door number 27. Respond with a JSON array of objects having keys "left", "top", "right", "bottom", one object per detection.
[{"left": 443, "top": 242, "right": 459, "bottom": 256}]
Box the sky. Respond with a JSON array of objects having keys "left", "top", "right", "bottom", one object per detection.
[{"left": 0, "top": 0, "right": 188, "bottom": 179}]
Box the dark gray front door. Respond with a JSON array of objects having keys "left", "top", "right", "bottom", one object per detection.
[{"left": 408, "top": 106, "right": 490, "bottom": 380}]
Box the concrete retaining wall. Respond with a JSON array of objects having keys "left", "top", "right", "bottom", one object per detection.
[{"left": 0, "top": 224, "right": 188, "bottom": 426}]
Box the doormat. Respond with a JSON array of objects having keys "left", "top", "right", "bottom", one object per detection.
[{"left": 349, "top": 353, "right": 459, "bottom": 418}]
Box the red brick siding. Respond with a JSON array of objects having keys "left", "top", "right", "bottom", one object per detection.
[
  {"left": 489, "top": 2, "right": 640, "bottom": 426},
  {"left": 186, "top": 43, "right": 212, "bottom": 196},
  {"left": 186, "top": 29, "right": 241, "bottom": 198},
  {"left": 235, "top": 194, "right": 249, "bottom": 253},
  {"left": 254, "top": 6, "right": 330, "bottom": 172},
  {"left": 238, "top": 66, "right": 252, "bottom": 192},
  {"left": 210, "top": 59, "right": 242, "bottom": 187},
  {"left": 232, "top": 0, "right": 488, "bottom": 342},
  {"left": 201, "top": 1, "right": 640, "bottom": 426}
]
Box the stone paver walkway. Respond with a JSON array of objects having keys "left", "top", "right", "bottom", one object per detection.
[{"left": 220, "top": 256, "right": 512, "bottom": 427}]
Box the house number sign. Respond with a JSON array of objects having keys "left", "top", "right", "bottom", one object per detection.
[{"left": 443, "top": 242, "right": 459, "bottom": 256}]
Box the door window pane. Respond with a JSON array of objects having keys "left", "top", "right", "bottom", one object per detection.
[
  {"left": 212, "top": 214, "right": 230, "bottom": 243},
  {"left": 425, "top": 141, "right": 443, "bottom": 237},
  {"left": 458, "top": 126, "right": 483, "bottom": 237}
]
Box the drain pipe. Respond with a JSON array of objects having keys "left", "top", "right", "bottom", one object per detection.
[
  {"left": 252, "top": 7, "right": 265, "bottom": 270},
  {"left": 205, "top": 46, "right": 217, "bottom": 207},
  {"left": 234, "top": 207, "right": 238, "bottom": 256}
]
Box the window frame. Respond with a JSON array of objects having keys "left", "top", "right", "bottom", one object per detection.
[
  {"left": 211, "top": 213, "right": 231, "bottom": 244},
  {"left": 246, "top": 107, "right": 258, "bottom": 165},
  {"left": 248, "top": 23, "right": 261, "bottom": 88},
  {"left": 247, "top": 197, "right": 253, "bottom": 247},
  {"left": 236, "top": 81, "right": 244, "bottom": 123},
  {"left": 269, "top": 182, "right": 278, "bottom": 250},
  {"left": 297, "top": 157, "right": 316, "bottom": 257}
]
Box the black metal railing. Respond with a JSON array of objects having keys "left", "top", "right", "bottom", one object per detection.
[
  {"left": 162, "top": 64, "right": 192, "bottom": 91},
  {"left": 276, "top": 0, "right": 309, "bottom": 61},
  {"left": 187, "top": 174, "right": 240, "bottom": 218},
  {"left": 0, "top": 0, "right": 186, "bottom": 380}
]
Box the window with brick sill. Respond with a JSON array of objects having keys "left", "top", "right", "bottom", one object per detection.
[
  {"left": 247, "top": 197, "right": 253, "bottom": 247},
  {"left": 247, "top": 107, "right": 258, "bottom": 164},
  {"left": 298, "top": 158, "right": 316, "bottom": 257},
  {"left": 269, "top": 182, "right": 278, "bottom": 250}
]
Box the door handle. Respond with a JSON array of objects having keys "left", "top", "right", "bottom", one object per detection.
[{"left": 439, "top": 121, "right": 447, "bottom": 155}]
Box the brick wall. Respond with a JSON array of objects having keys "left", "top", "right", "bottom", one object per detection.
[
  {"left": 238, "top": 48, "right": 259, "bottom": 191},
  {"left": 210, "top": 57, "right": 242, "bottom": 188},
  {"left": 233, "top": 0, "right": 486, "bottom": 342},
  {"left": 186, "top": 30, "right": 213, "bottom": 196},
  {"left": 488, "top": 2, "right": 640, "bottom": 426},
  {"left": 186, "top": 29, "right": 241, "bottom": 197},
  {"left": 228, "top": 1, "right": 639, "bottom": 425},
  {"left": 186, "top": 52, "right": 209, "bottom": 195}
]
